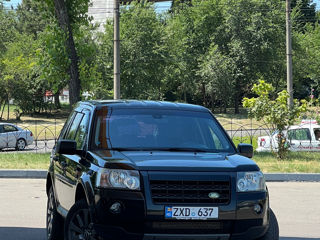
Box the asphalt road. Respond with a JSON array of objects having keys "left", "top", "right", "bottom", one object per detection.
[{"left": 0, "top": 179, "right": 319, "bottom": 240}]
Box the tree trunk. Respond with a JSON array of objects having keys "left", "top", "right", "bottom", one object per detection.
[
  {"left": 234, "top": 94, "right": 239, "bottom": 114},
  {"left": 0, "top": 100, "right": 4, "bottom": 120},
  {"left": 53, "top": 0, "right": 80, "bottom": 107},
  {"left": 7, "top": 95, "right": 9, "bottom": 120},
  {"left": 234, "top": 80, "right": 240, "bottom": 114},
  {"left": 202, "top": 82, "right": 206, "bottom": 107},
  {"left": 54, "top": 91, "right": 61, "bottom": 109}
]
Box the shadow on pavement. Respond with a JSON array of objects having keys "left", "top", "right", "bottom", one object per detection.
[
  {"left": 0, "top": 227, "right": 46, "bottom": 240},
  {"left": 281, "top": 238, "right": 320, "bottom": 240},
  {"left": 0, "top": 228, "right": 319, "bottom": 240}
]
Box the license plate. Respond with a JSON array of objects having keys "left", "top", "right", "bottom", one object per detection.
[{"left": 165, "top": 206, "right": 218, "bottom": 220}]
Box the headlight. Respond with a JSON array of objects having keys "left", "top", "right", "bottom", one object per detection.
[
  {"left": 237, "top": 171, "right": 266, "bottom": 192},
  {"left": 96, "top": 169, "right": 140, "bottom": 190}
]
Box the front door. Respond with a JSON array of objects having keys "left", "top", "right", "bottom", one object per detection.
[
  {"left": 54, "top": 110, "right": 91, "bottom": 210},
  {"left": 288, "top": 128, "right": 312, "bottom": 151}
]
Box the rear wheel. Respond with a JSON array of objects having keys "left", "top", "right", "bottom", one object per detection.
[
  {"left": 47, "top": 186, "right": 64, "bottom": 240},
  {"left": 64, "top": 199, "right": 96, "bottom": 240},
  {"left": 258, "top": 209, "right": 279, "bottom": 240},
  {"left": 16, "top": 138, "right": 26, "bottom": 151}
]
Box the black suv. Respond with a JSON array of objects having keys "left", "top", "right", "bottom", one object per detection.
[{"left": 46, "top": 100, "right": 279, "bottom": 240}]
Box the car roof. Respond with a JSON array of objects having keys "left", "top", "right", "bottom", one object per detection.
[
  {"left": 80, "top": 100, "right": 209, "bottom": 112},
  {"left": 289, "top": 124, "right": 320, "bottom": 129},
  {"left": 0, "top": 123, "right": 17, "bottom": 126}
]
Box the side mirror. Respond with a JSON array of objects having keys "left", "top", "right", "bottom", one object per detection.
[
  {"left": 237, "top": 143, "right": 253, "bottom": 158},
  {"left": 56, "top": 139, "right": 77, "bottom": 155}
]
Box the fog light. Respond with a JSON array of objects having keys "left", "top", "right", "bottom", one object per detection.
[
  {"left": 109, "top": 202, "right": 122, "bottom": 214},
  {"left": 254, "top": 204, "right": 262, "bottom": 214}
]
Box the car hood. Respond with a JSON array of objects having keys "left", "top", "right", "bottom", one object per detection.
[{"left": 89, "top": 150, "right": 259, "bottom": 172}]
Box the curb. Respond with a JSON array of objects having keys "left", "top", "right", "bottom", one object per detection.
[
  {"left": 0, "top": 170, "right": 320, "bottom": 182},
  {"left": 0, "top": 170, "right": 47, "bottom": 179},
  {"left": 264, "top": 173, "right": 320, "bottom": 182}
]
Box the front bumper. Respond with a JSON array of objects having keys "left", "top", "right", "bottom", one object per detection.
[{"left": 92, "top": 172, "right": 269, "bottom": 240}]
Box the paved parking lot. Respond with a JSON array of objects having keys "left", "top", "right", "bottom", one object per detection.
[{"left": 0, "top": 179, "right": 319, "bottom": 240}]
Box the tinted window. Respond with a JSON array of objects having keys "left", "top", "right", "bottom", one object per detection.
[
  {"left": 288, "top": 128, "right": 311, "bottom": 141},
  {"left": 3, "top": 125, "right": 18, "bottom": 133},
  {"left": 93, "top": 108, "right": 234, "bottom": 153},
  {"left": 74, "top": 111, "right": 90, "bottom": 149},
  {"left": 65, "top": 113, "right": 84, "bottom": 140},
  {"left": 59, "top": 111, "right": 76, "bottom": 140}
]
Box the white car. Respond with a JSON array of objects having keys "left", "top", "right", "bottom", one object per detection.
[
  {"left": 256, "top": 121, "right": 320, "bottom": 152},
  {"left": 0, "top": 123, "right": 34, "bottom": 151}
]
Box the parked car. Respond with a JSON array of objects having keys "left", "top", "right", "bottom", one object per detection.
[
  {"left": 256, "top": 120, "right": 320, "bottom": 152},
  {"left": 46, "top": 100, "right": 279, "bottom": 240},
  {"left": 0, "top": 123, "right": 33, "bottom": 151}
]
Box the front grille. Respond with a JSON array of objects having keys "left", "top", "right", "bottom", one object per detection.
[{"left": 150, "top": 180, "right": 230, "bottom": 204}]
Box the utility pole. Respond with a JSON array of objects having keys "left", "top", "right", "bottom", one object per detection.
[
  {"left": 113, "top": 0, "right": 120, "bottom": 99},
  {"left": 286, "top": 0, "right": 293, "bottom": 107}
]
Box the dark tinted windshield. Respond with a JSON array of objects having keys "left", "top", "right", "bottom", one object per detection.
[{"left": 93, "top": 108, "right": 235, "bottom": 153}]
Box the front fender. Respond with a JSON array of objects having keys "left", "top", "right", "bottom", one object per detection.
[{"left": 77, "top": 172, "right": 96, "bottom": 206}]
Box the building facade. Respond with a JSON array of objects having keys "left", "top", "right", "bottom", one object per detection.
[{"left": 88, "top": 0, "right": 114, "bottom": 31}]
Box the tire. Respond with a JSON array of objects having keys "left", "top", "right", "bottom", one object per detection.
[
  {"left": 64, "top": 199, "right": 96, "bottom": 240},
  {"left": 258, "top": 209, "right": 279, "bottom": 240},
  {"left": 47, "top": 186, "right": 64, "bottom": 240},
  {"left": 16, "top": 138, "right": 26, "bottom": 151}
]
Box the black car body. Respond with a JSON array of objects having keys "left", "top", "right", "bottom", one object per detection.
[{"left": 46, "top": 100, "right": 279, "bottom": 240}]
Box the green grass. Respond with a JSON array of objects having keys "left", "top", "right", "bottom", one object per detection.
[
  {"left": 1, "top": 151, "right": 320, "bottom": 173},
  {"left": 232, "top": 136, "right": 258, "bottom": 151},
  {"left": 0, "top": 104, "right": 69, "bottom": 124},
  {"left": 18, "top": 124, "right": 64, "bottom": 140},
  {"left": 253, "top": 152, "right": 320, "bottom": 173},
  {"left": 0, "top": 153, "right": 50, "bottom": 169}
]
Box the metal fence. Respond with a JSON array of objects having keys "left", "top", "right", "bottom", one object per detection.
[{"left": 0, "top": 119, "right": 318, "bottom": 153}]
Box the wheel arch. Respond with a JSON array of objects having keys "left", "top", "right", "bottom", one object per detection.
[
  {"left": 46, "top": 172, "right": 53, "bottom": 196},
  {"left": 75, "top": 175, "right": 95, "bottom": 206}
]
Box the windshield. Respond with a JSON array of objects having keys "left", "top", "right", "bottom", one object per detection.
[{"left": 92, "top": 107, "right": 235, "bottom": 153}]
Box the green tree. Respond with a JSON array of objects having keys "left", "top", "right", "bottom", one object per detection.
[
  {"left": 0, "top": 1, "right": 18, "bottom": 117},
  {"left": 163, "top": 0, "right": 224, "bottom": 103},
  {"left": 243, "top": 80, "right": 307, "bottom": 159},
  {"left": 294, "top": 22, "right": 320, "bottom": 98},
  {"left": 16, "top": 0, "right": 48, "bottom": 38},
  {"left": 291, "top": 0, "right": 317, "bottom": 30},
  {"left": 39, "top": 0, "right": 92, "bottom": 106},
  {"left": 1, "top": 33, "right": 48, "bottom": 117},
  {"left": 211, "top": 0, "right": 286, "bottom": 113},
  {"left": 97, "top": 2, "right": 166, "bottom": 100}
]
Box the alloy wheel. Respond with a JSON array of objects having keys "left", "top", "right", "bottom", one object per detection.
[
  {"left": 67, "top": 208, "right": 95, "bottom": 240},
  {"left": 47, "top": 190, "right": 54, "bottom": 239}
]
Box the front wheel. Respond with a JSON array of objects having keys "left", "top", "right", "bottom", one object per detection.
[
  {"left": 64, "top": 199, "right": 96, "bottom": 240},
  {"left": 258, "top": 209, "right": 279, "bottom": 240},
  {"left": 47, "top": 186, "right": 64, "bottom": 240}
]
